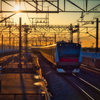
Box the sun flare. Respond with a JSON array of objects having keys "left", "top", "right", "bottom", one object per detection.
[{"left": 15, "top": 5, "right": 19, "bottom": 11}]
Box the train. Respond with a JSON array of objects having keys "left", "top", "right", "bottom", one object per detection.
[
  {"left": 31, "top": 41, "right": 82, "bottom": 73},
  {"left": 0, "top": 50, "right": 19, "bottom": 57}
]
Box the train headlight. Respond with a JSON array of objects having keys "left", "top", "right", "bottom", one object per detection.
[{"left": 76, "top": 44, "right": 78, "bottom": 46}]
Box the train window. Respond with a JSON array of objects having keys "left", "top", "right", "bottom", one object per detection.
[{"left": 58, "top": 43, "right": 80, "bottom": 56}]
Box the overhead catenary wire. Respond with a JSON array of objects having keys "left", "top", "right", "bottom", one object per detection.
[
  {"left": 72, "top": 10, "right": 100, "bottom": 40},
  {"left": 24, "top": 1, "right": 32, "bottom": 24}
]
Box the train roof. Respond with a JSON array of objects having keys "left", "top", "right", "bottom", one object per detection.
[
  {"left": 40, "top": 44, "right": 56, "bottom": 48},
  {"left": 56, "top": 41, "right": 80, "bottom": 45},
  {"left": 31, "top": 41, "right": 81, "bottom": 49},
  {"left": 31, "top": 46, "right": 40, "bottom": 48}
]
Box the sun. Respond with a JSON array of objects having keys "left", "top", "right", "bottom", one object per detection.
[{"left": 15, "top": 5, "right": 19, "bottom": 11}]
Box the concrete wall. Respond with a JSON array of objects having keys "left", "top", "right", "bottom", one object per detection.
[
  {"left": 82, "top": 56, "right": 100, "bottom": 69},
  {"left": 82, "top": 52, "right": 100, "bottom": 59}
]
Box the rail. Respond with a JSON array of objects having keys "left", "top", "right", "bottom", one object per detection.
[
  {"left": 61, "top": 74, "right": 94, "bottom": 100},
  {"left": 81, "top": 64, "right": 100, "bottom": 75},
  {"left": 35, "top": 57, "right": 51, "bottom": 100},
  {"left": 73, "top": 73, "right": 100, "bottom": 93},
  {"left": 0, "top": 93, "right": 45, "bottom": 100}
]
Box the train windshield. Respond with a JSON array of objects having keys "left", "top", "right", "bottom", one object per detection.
[{"left": 58, "top": 43, "right": 80, "bottom": 58}]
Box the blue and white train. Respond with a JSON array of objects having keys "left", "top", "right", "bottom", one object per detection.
[{"left": 31, "top": 41, "right": 82, "bottom": 73}]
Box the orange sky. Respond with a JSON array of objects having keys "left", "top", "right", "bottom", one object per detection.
[{"left": 0, "top": 0, "right": 100, "bottom": 47}]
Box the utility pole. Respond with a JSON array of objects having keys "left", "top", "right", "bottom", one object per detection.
[
  {"left": 13, "top": 37, "right": 14, "bottom": 50},
  {"left": 77, "top": 24, "right": 79, "bottom": 43},
  {"left": 2, "top": 35, "right": 3, "bottom": 50},
  {"left": 32, "top": 39, "right": 34, "bottom": 46},
  {"left": 23, "top": 24, "right": 30, "bottom": 66},
  {"left": 69, "top": 24, "right": 73, "bottom": 43},
  {"left": 75, "top": 24, "right": 80, "bottom": 43},
  {"left": 25, "top": 33, "right": 28, "bottom": 55},
  {"left": 9, "top": 25, "right": 11, "bottom": 49},
  {"left": 16, "top": 38, "right": 17, "bottom": 49},
  {"left": 54, "top": 33, "right": 56, "bottom": 43},
  {"left": 36, "top": 38, "right": 37, "bottom": 46},
  {"left": 46, "top": 37, "right": 47, "bottom": 46},
  {"left": 40, "top": 35, "right": 41, "bottom": 46},
  {"left": 19, "top": 17, "right": 22, "bottom": 69},
  {"left": 96, "top": 18, "right": 99, "bottom": 56}
]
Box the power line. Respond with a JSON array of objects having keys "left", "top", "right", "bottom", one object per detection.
[{"left": 24, "top": 1, "right": 32, "bottom": 24}]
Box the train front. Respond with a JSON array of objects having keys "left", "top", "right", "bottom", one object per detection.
[{"left": 56, "top": 42, "right": 82, "bottom": 73}]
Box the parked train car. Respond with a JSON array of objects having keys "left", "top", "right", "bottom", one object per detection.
[{"left": 31, "top": 41, "right": 82, "bottom": 73}]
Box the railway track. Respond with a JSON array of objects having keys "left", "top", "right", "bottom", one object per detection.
[
  {"left": 0, "top": 54, "right": 19, "bottom": 67},
  {"left": 0, "top": 53, "right": 51, "bottom": 100},
  {"left": 61, "top": 73, "right": 100, "bottom": 100},
  {"left": 80, "top": 64, "right": 100, "bottom": 75}
]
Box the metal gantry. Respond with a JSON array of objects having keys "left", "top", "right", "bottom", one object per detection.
[
  {"left": 0, "top": 0, "right": 100, "bottom": 13},
  {"left": 0, "top": 0, "right": 100, "bottom": 22}
]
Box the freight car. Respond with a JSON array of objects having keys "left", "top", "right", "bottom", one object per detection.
[{"left": 31, "top": 41, "right": 82, "bottom": 73}]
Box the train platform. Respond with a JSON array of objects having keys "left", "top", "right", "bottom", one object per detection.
[{"left": 0, "top": 58, "right": 46, "bottom": 100}]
